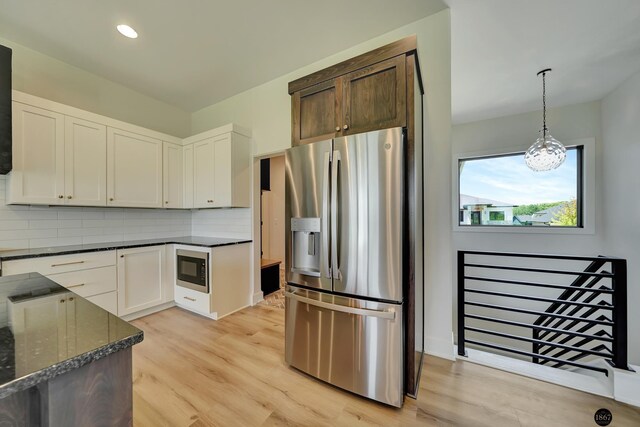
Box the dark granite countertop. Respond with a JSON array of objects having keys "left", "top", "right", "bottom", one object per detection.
[
  {"left": 0, "top": 273, "right": 143, "bottom": 399},
  {"left": 0, "top": 236, "right": 252, "bottom": 262}
]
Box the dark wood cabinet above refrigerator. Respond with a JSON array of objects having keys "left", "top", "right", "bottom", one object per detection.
[{"left": 289, "top": 36, "right": 418, "bottom": 146}]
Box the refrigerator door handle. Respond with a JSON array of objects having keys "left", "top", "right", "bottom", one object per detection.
[
  {"left": 331, "top": 150, "right": 341, "bottom": 280},
  {"left": 285, "top": 290, "right": 396, "bottom": 320},
  {"left": 321, "top": 151, "right": 331, "bottom": 279}
]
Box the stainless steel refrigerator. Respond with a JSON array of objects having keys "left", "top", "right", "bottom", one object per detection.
[{"left": 284, "top": 127, "right": 405, "bottom": 407}]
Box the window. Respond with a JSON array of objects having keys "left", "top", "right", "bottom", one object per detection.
[
  {"left": 458, "top": 146, "right": 583, "bottom": 227},
  {"left": 489, "top": 211, "right": 505, "bottom": 221}
]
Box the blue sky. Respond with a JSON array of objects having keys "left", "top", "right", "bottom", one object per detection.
[{"left": 459, "top": 149, "right": 577, "bottom": 205}]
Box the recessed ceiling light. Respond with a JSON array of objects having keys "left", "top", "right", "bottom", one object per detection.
[{"left": 116, "top": 24, "right": 138, "bottom": 39}]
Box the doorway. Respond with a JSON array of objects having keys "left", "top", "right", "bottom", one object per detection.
[{"left": 259, "top": 155, "right": 285, "bottom": 306}]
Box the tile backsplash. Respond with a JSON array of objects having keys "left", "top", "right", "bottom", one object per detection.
[
  {"left": 191, "top": 208, "right": 251, "bottom": 239},
  {"left": 0, "top": 176, "right": 192, "bottom": 250}
]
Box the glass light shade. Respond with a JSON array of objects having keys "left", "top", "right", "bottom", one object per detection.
[{"left": 524, "top": 131, "right": 567, "bottom": 172}]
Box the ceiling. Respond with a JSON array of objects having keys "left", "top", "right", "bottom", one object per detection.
[
  {"left": 447, "top": 0, "right": 640, "bottom": 123},
  {"left": 0, "top": 0, "right": 446, "bottom": 112},
  {"left": 2, "top": 1, "right": 639, "bottom": 122}
]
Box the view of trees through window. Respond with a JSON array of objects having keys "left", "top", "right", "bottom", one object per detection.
[{"left": 458, "top": 147, "right": 582, "bottom": 227}]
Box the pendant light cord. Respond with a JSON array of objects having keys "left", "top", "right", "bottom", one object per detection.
[{"left": 542, "top": 71, "right": 547, "bottom": 136}]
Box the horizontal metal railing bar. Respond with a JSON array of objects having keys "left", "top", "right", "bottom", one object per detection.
[
  {"left": 538, "top": 308, "right": 612, "bottom": 341},
  {"left": 538, "top": 316, "right": 613, "bottom": 347},
  {"left": 540, "top": 344, "right": 612, "bottom": 369},
  {"left": 464, "top": 339, "right": 610, "bottom": 375},
  {"left": 465, "top": 326, "right": 614, "bottom": 358},
  {"left": 464, "top": 276, "right": 613, "bottom": 293},
  {"left": 464, "top": 313, "right": 613, "bottom": 342},
  {"left": 538, "top": 333, "right": 612, "bottom": 358},
  {"left": 465, "top": 288, "right": 613, "bottom": 310},
  {"left": 460, "top": 251, "right": 621, "bottom": 262},
  {"left": 463, "top": 263, "right": 614, "bottom": 278},
  {"left": 465, "top": 301, "right": 614, "bottom": 326},
  {"left": 538, "top": 278, "right": 608, "bottom": 328}
]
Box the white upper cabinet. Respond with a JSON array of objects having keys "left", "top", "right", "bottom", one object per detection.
[
  {"left": 183, "top": 144, "right": 194, "bottom": 208},
  {"left": 193, "top": 136, "right": 216, "bottom": 208},
  {"left": 8, "top": 102, "right": 65, "bottom": 204},
  {"left": 163, "top": 142, "right": 183, "bottom": 208},
  {"left": 184, "top": 126, "right": 251, "bottom": 209},
  {"left": 8, "top": 92, "right": 251, "bottom": 210},
  {"left": 64, "top": 116, "right": 107, "bottom": 206},
  {"left": 107, "top": 127, "right": 163, "bottom": 208}
]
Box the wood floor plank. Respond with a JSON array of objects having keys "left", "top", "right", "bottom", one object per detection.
[{"left": 131, "top": 306, "right": 640, "bottom": 427}]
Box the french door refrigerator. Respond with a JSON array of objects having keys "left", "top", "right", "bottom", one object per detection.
[{"left": 284, "top": 127, "right": 405, "bottom": 407}]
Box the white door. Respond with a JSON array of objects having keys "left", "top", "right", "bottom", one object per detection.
[
  {"left": 117, "top": 246, "right": 165, "bottom": 316},
  {"left": 107, "top": 128, "right": 163, "bottom": 208},
  {"left": 193, "top": 137, "right": 215, "bottom": 208},
  {"left": 9, "top": 102, "right": 65, "bottom": 204},
  {"left": 64, "top": 116, "right": 107, "bottom": 206},
  {"left": 212, "top": 134, "right": 232, "bottom": 207},
  {"left": 163, "top": 142, "right": 183, "bottom": 208}
]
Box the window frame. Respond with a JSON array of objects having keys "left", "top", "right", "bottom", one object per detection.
[{"left": 452, "top": 137, "right": 595, "bottom": 235}]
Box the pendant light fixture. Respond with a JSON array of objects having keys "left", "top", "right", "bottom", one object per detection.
[{"left": 524, "top": 68, "right": 566, "bottom": 171}]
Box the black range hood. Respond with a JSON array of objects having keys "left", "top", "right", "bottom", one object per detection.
[{"left": 0, "top": 44, "right": 11, "bottom": 174}]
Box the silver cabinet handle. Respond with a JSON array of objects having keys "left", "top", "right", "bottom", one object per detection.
[
  {"left": 58, "top": 195, "right": 64, "bottom": 199},
  {"left": 330, "top": 150, "right": 341, "bottom": 280},
  {"left": 285, "top": 291, "right": 395, "bottom": 320},
  {"left": 66, "top": 283, "right": 85, "bottom": 289},
  {"left": 321, "top": 151, "right": 331, "bottom": 279},
  {"left": 335, "top": 126, "right": 340, "bottom": 132},
  {"left": 67, "top": 195, "right": 72, "bottom": 199},
  {"left": 109, "top": 198, "right": 114, "bottom": 201},
  {"left": 343, "top": 124, "right": 349, "bottom": 130},
  {"left": 51, "top": 260, "right": 85, "bottom": 267},
  {"left": 183, "top": 296, "right": 196, "bottom": 302}
]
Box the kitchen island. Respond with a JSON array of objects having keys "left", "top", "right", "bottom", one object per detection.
[{"left": 0, "top": 273, "right": 143, "bottom": 425}]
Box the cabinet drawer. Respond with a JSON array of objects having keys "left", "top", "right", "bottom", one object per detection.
[
  {"left": 86, "top": 291, "right": 118, "bottom": 316},
  {"left": 47, "top": 266, "right": 116, "bottom": 298},
  {"left": 174, "top": 285, "right": 210, "bottom": 314},
  {"left": 3, "top": 250, "right": 116, "bottom": 277}
]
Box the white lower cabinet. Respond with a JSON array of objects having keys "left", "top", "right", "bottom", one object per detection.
[
  {"left": 86, "top": 291, "right": 118, "bottom": 316},
  {"left": 117, "top": 246, "right": 165, "bottom": 316}
]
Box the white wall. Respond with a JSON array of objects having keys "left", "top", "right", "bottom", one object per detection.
[
  {"left": 602, "top": 70, "right": 640, "bottom": 365},
  {"left": 0, "top": 36, "right": 191, "bottom": 138},
  {"left": 0, "top": 177, "right": 191, "bottom": 250},
  {"left": 452, "top": 101, "right": 605, "bottom": 339},
  {"left": 190, "top": 10, "right": 453, "bottom": 358},
  {"left": 191, "top": 208, "right": 251, "bottom": 240}
]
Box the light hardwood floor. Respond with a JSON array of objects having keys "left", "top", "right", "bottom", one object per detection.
[{"left": 131, "top": 305, "right": 640, "bottom": 426}]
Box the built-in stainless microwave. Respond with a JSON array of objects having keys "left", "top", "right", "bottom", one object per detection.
[{"left": 176, "top": 249, "right": 209, "bottom": 293}]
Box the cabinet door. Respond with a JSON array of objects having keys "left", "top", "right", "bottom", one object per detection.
[
  {"left": 212, "top": 134, "right": 232, "bottom": 207},
  {"left": 64, "top": 116, "right": 107, "bottom": 206},
  {"left": 9, "top": 102, "right": 65, "bottom": 204},
  {"left": 163, "top": 142, "right": 183, "bottom": 208},
  {"left": 183, "top": 144, "right": 194, "bottom": 208},
  {"left": 342, "top": 55, "right": 406, "bottom": 136},
  {"left": 117, "top": 245, "right": 165, "bottom": 316},
  {"left": 107, "top": 128, "right": 163, "bottom": 208},
  {"left": 292, "top": 78, "right": 341, "bottom": 146},
  {"left": 9, "top": 292, "right": 69, "bottom": 375},
  {"left": 193, "top": 137, "right": 215, "bottom": 208}
]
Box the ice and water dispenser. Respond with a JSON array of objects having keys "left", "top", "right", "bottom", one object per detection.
[{"left": 290, "top": 217, "right": 321, "bottom": 277}]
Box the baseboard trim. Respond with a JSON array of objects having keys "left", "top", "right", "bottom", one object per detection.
[
  {"left": 459, "top": 347, "right": 613, "bottom": 398},
  {"left": 121, "top": 301, "right": 176, "bottom": 321},
  {"left": 252, "top": 291, "right": 264, "bottom": 305}
]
